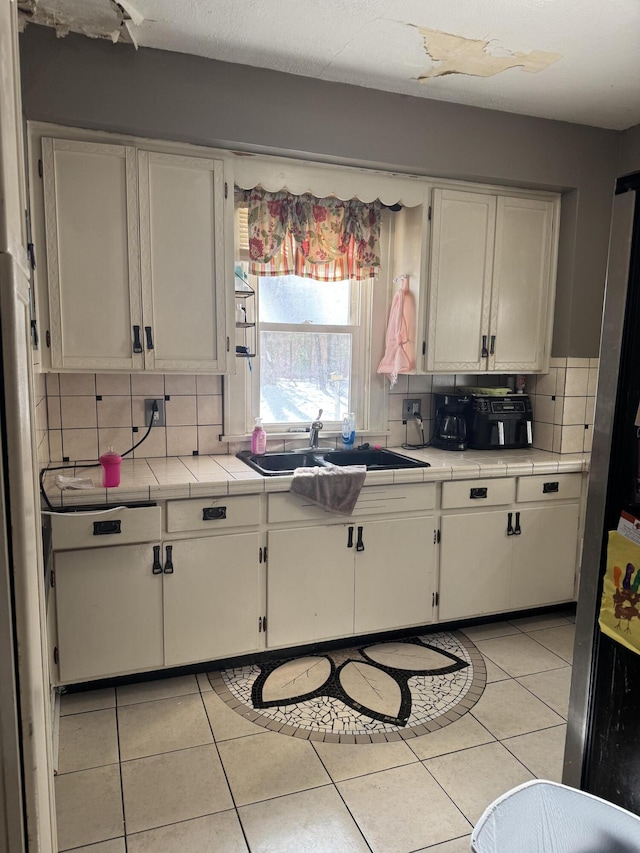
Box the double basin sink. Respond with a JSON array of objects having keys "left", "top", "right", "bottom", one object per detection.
[{"left": 236, "top": 447, "right": 431, "bottom": 476}]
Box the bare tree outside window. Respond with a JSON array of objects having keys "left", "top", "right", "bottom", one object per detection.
[{"left": 258, "top": 276, "right": 356, "bottom": 424}]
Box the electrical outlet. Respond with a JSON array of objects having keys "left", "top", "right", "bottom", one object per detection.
[
  {"left": 402, "top": 398, "right": 421, "bottom": 423},
  {"left": 144, "top": 398, "right": 166, "bottom": 427}
]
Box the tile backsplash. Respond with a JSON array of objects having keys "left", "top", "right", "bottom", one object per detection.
[
  {"left": 387, "top": 373, "right": 515, "bottom": 449},
  {"left": 388, "top": 362, "right": 598, "bottom": 455},
  {"left": 45, "top": 373, "right": 225, "bottom": 462},
  {"left": 528, "top": 357, "right": 598, "bottom": 454},
  {"left": 41, "top": 361, "right": 598, "bottom": 463}
]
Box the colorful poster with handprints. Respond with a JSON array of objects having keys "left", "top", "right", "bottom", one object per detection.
[{"left": 599, "top": 531, "right": 640, "bottom": 655}]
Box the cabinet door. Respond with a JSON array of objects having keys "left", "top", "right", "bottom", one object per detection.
[
  {"left": 55, "top": 543, "right": 163, "bottom": 682},
  {"left": 41, "top": 137, "right": 143, "bottom": 370},
  {"left": 354, "top": 516, "right": 434, "bottom": 634},
  {"left": 163, "top": 533, "right": 260, "bottom": 667},
  {"left": 426, "top": 189, "right": 495, "bottom": 372},
  {"left": 489, "top": 196, "right": 555, "bottom": 372},
  {"left": 267, "top": 525, "right": 354, "bottom": 648},
  {"left": 511, "top": 503, "right": 579, "bottom": 609},
  {"left": 439, "top": 510, "right": 512, "bottom": 621},
  {"left": 138, "top": 150, "right": 229, "bottom": 372}
]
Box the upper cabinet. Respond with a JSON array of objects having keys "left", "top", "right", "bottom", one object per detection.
[
  {"left": 31, "top": 125, "right": 559, "bottom": 377},
  {"left": 425, "top": 188, "right": 557, "bottom": 373},
  {"left": 137, "top": 151, "right": 228, "bottom": 372},
  {"left": 37, "top": 134, "right": 233, "bottom": 373}
]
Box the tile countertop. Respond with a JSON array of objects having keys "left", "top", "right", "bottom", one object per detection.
[{"left": 40, "top": 447, "right": 590, "bottom": 508}]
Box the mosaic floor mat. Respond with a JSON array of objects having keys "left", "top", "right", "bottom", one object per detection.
[{"left": 210, "top": 631, "right": 487, "bottom": 744}]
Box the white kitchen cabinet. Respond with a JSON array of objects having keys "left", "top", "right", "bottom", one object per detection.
[
  {"left": 438, "top": 474, "right": 580, "bottom": 622},
  {"left": 510, "top": 503, "right": 579, "bottom": 609},
  {"left": 51, "top": 497, "right": 259, "bottom": 683},
  {"left": 54, "top": 542, "right": 164, "bottom": 683},
  {"left": 490, "top": 196, "right": 556, "bottom": 373},
  {"left": 438, "top": 510, "right": 513, "bottom": 621},
  {"left": 54, "top": 532, "right": 260, "bottom": 682},
  {"left": 41, "top": 138, "right": 143, "bottom": 371},
  {"left": 40, "top": 135, "right": 232, "bottom": 373},
  {"left": 163, "top": 532, "right": 260, "bottom": 667},
  {"left": 354, "top": 516, "right": 434, "bottom": 634},
  {"left": 426, "top": 189, "right": 496, "bottom": 373},
  {"left": 266, "top": 525, "right": 354, "bottom": 648},
  {"left": 425, "top": 188, "right": 556, "bottom": 373},
  {"left": 137, "top": 150, "right": 229, "bottom": 372},
  {"left": 48, "top": 469, "right": 582, "bottom": 685},
  {"left": 266, "top": 515, "right": 435, "bottom": 648}
]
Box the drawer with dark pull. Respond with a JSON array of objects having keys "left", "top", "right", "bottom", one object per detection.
[
  {"left": 52, "top": 506, "right": 161, "bottom": 550},
  {"left": 516, "top": 473, "right": 582, "bottom": 503},
  {"left": 442, "top": 478, "right": 516, "bottom": 509},
  {"left": 167, "top": 495, "right": 259, "bottom": 532}
]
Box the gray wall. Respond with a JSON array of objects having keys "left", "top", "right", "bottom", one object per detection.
[
  {"left": 19, "top": 25, "right": 622, "bottom": 357},
  {"left": 620, "top": 124, "right": 640, "bottom": 175}
]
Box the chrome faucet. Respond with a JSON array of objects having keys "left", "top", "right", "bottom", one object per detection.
[{"left": 309, "top": 409, "right": 323, "bottom": 449}]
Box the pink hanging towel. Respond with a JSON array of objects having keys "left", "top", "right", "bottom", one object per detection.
[{"left": 377, "top": 277, "right": 416, "bottom": 387}]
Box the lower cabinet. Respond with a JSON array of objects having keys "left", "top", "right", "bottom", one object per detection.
[
  {"left": 510, "top": 503, "right": 579, "bottom": 609},
  {"left": 266, "top": 525, "right": 355, "bottom": 648},
  {"left": 439, "top": 501, "right": 579, "bottom": 621},
  {"left": 55, "top": 542, "right": 164, "bottom": 683},
  {"left": 54, "top": 532, "right": 260, "bottom": 683},
  {"left": 266, "top": 515, "right": 434, "bottom": 648},
  {"left": 354, "top": 517, "right": 435, "bottom": 634},
  {"left": 50, "top": 475, "right": 582, "bottom": 683},
  {"left": 163, "top": 532, "right": 260, "bottom": 667},
  {"left": 439, "top": 510, "right": 513, "bottom": 621}
]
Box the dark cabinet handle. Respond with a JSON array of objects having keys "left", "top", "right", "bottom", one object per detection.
[
  {"left": 490, "top": 335, "right": 496, "bottom": 355},
  {"left": 152, "top": 545, "right": 162, "bottom": 574},
  {"left": 133, "top": 325, "right": 143, "bottom": 354},
  {"left": 145, "top": 326, "right": 154, "bottom": 350},
  {"left": 164, "top": 545, "right": 174, "bottom": 574},
  {"left": 514, "top": 511, "right": 522, "bottom": 535},
  {"left": 481, "top": 335, "right": 488, "bottom": 358},
  {"left": 93, "top": 520, "right": 121, "bottom": 536},
  {"left": 203, "top": 506, "right": 227, "bottom": 521},
  {"left": 356, "top": 526, "right": 365, "bottom": 552},
  {"left": 543, "top": 481, "right": 559, "bottom": 494},
  {"left": 347, "top": 526, "right": 354, "bottom": 548},
  {"left": 507, "top": 512, "right": 514, "bottom": 536},
  {"left": 470, "top": 488, "right": 487, "bottom": 499}
]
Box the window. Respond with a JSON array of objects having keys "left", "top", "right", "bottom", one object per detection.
[
  {"left": 224, "top": 201, "right": 390, "bottom": 439},
  {"left": 259, "top": 276, "right": 357, "bottom": 424}
]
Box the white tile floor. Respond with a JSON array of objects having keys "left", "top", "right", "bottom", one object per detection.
[{"left": 55, "top": 612, "right": 575, "bottom": 852}]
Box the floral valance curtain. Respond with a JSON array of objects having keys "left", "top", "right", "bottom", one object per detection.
[{"left": 246, "top": 188, "right": 381, "bottom": 282}]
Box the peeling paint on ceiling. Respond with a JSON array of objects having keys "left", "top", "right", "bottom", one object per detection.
[
  {"left": 416, "top": 28, "right": 561, "bottom": 81},
  {"left": 17, "top": 0, "right": 142, "bottom": 43},
  {"left": 15, "top": 0, "right": 640, "bottom": 130}
]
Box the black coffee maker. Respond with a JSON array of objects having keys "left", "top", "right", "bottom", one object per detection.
[{"left": 432, "top": 393, "right": 471, "bottom": 451}]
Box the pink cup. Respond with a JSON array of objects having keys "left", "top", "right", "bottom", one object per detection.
[{"left": 100, "top": 451, "right": 122, "bottom": 488}]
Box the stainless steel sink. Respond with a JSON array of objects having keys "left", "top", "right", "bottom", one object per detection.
[{"left": 236, "top": 447, "right": 430, "bottom": 476}]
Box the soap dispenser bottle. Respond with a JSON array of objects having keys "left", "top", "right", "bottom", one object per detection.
[
  {"left": 341, "top": 413, "right": 356, "bottom": 448},
  {"left": 251, "top": 417, "right": 267, "bottom": 455}
]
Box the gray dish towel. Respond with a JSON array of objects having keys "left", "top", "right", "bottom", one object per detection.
[{"left": 290, "top": 463, "right": 367, "bottom": 515}]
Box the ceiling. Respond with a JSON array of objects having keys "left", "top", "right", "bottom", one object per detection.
[{"left": 18, "top": 0, "right": 640, "bottom": 131}]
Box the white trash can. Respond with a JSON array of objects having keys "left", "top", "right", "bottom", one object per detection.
[{"left": 471, "top": 779, "right": 640, "bottom": 852}]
